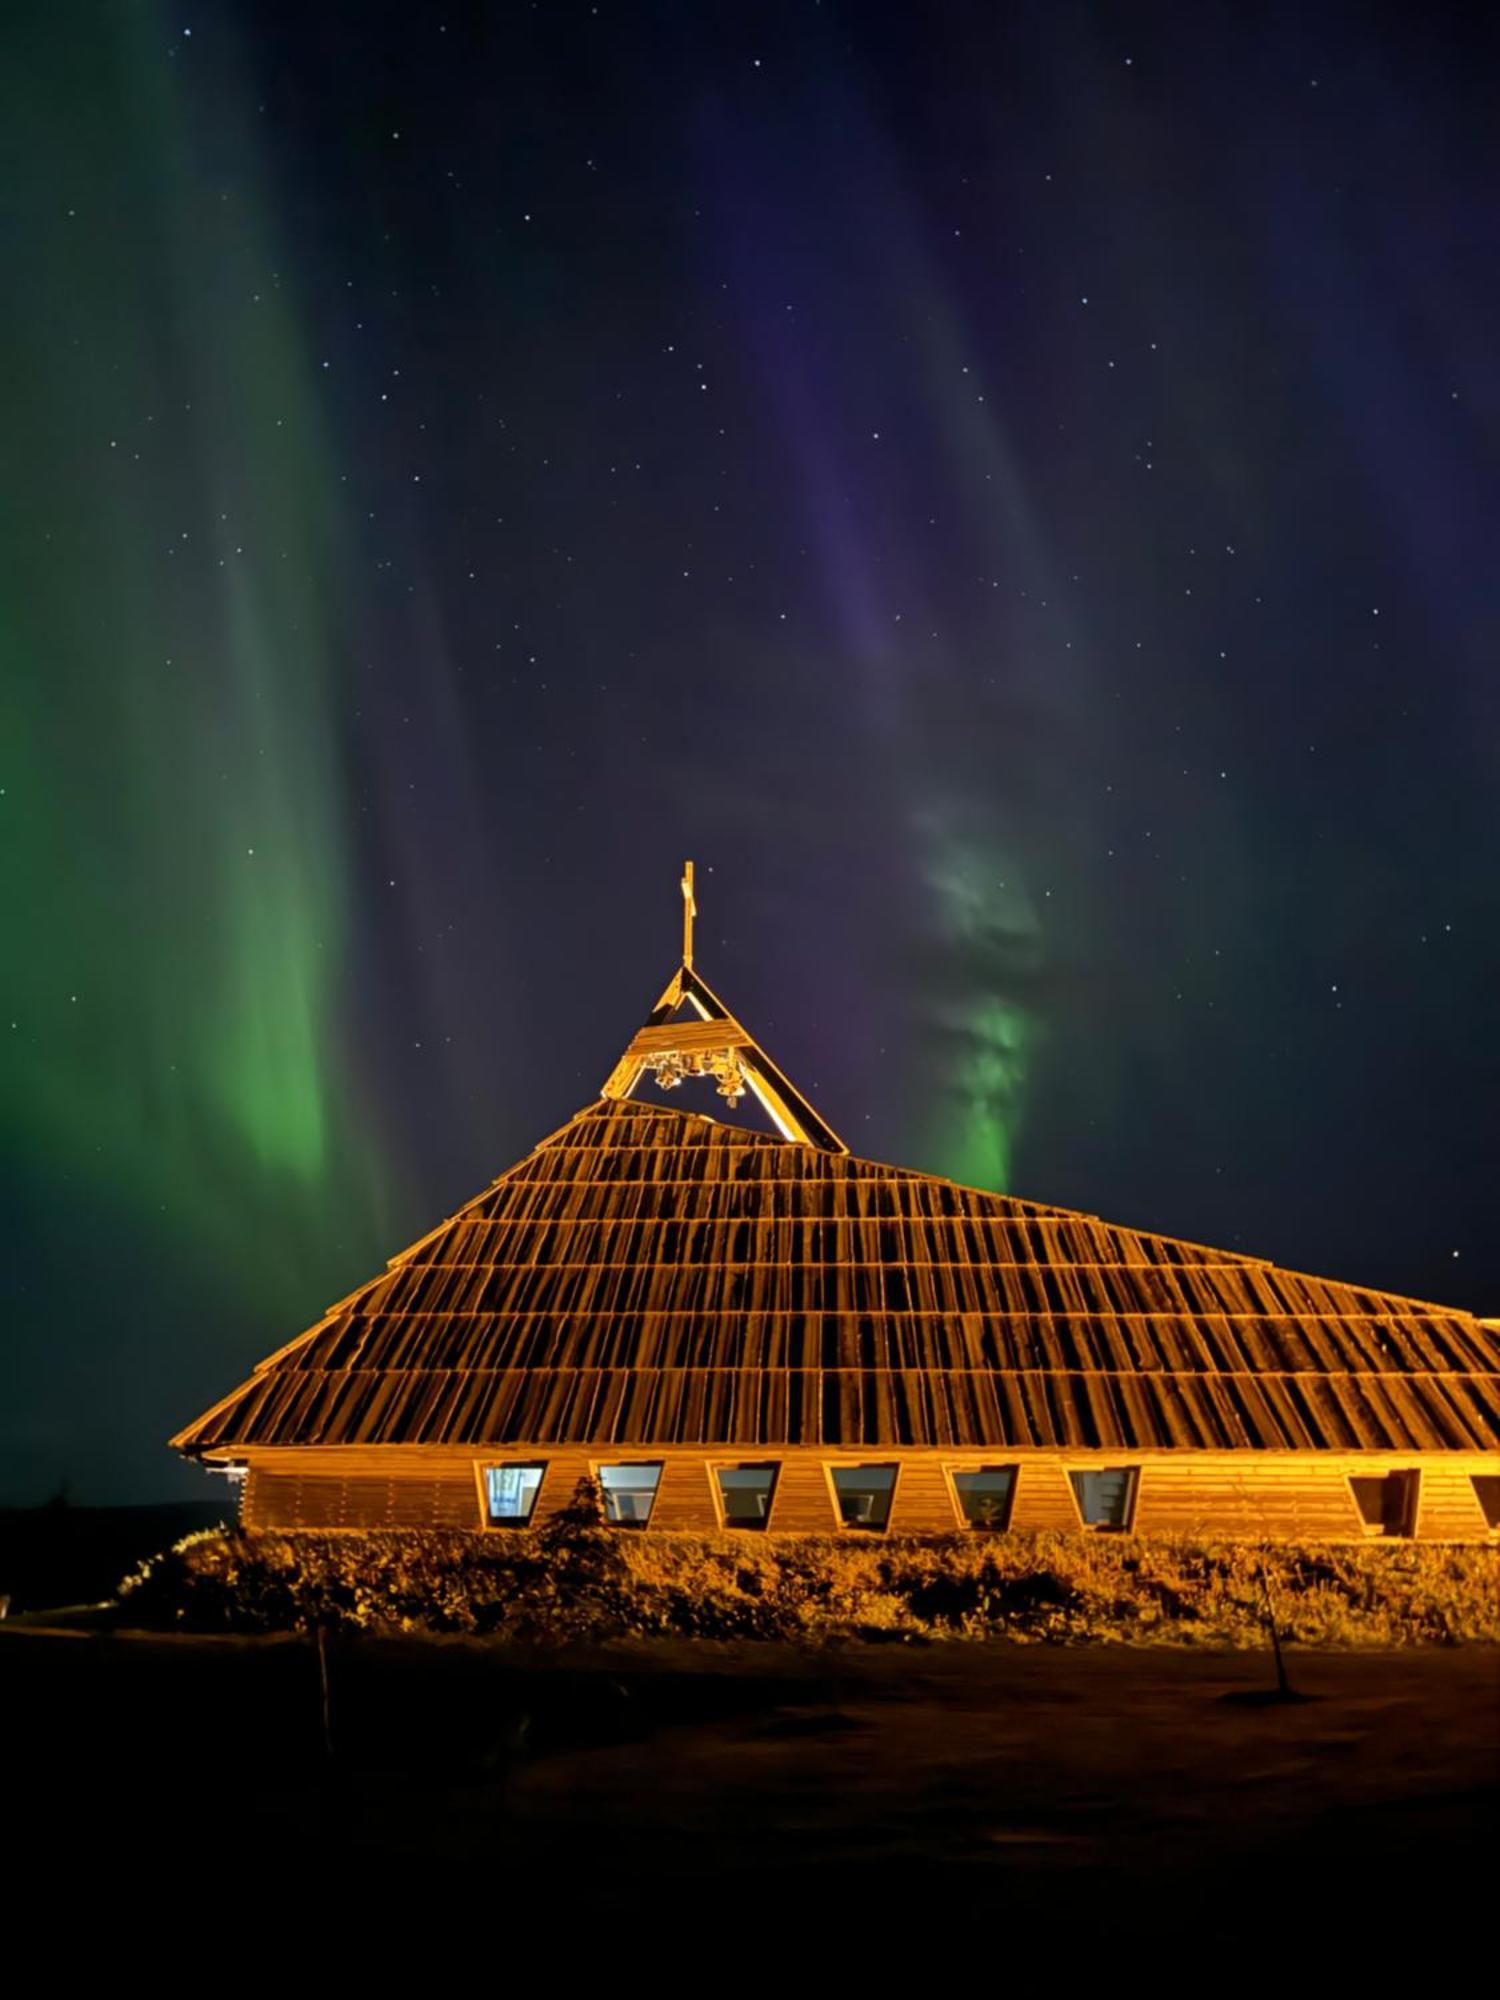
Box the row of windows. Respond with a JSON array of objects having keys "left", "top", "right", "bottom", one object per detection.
[
  {"left": 482, "top": 1460, "right": 1140, "bottom": 1532},
  {"left": 483, "top": 1463, "right": 1500, "bottom": 1535}
]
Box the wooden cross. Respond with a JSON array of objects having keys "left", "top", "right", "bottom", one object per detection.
[{"left": 681, "top": 859, "right": 696, "bottom": 968}]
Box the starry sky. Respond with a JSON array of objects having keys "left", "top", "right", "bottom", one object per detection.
[{"left": 4, "top": 1, "right": 1498, "bottom": 1502}]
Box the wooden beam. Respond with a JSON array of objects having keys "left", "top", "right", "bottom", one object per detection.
[{"left": 625, "top": 1020, "right": 755, "bottom": 1058}]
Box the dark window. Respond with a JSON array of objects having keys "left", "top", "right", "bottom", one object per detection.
[
  {"left": 1069, "top": 1467, "right": 1137, "bottom": 1530},
  {"left": 483, "top": 1463, "right": 544, "bottom": 1525},
  {"left": 830, "top": 1463, "right": 896, "bottom": 1530},
  {"left": 1473, "top": 1476, "right": 1500, "bottom": 1530},
  {"left": 715, "top": 1463, "right": 779, "bottom": 1528},
  {"left": 952, "top": 1465, "right": 1017, "bottom": 1529},
  {"left": 598, "top": 1462, "right": 662, "bottom": 1527},
  {"left": 1349, "top": 1471, "right": 1418, "bottom": 1536}
]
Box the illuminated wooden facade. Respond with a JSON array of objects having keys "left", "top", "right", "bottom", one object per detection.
[{"left": 174, "top": 868, "right": 1500, "bottom": 1541}]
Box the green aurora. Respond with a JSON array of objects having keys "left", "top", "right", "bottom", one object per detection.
[
  {"left": 1, "top": 13, "right": 392, "bottom": 1298},
  {"left": 916, "top": 812, "right": 1043, "bottom": 1194}
]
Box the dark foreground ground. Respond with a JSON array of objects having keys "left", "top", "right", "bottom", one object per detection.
[{"left": 5, "top": 1621, "right": 1495, "bottom": 1951}]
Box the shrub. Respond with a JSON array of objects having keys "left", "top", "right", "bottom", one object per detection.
[{"left": 114, "top": 1521, "right": 1500, "bottom": 1648}]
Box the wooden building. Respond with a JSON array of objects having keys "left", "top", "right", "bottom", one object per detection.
[{"left": 174, "top": 866, "right": 1500, "bottom": 1541}]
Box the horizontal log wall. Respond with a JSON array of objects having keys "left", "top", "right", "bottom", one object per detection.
[
  {"left": 235, "top": 1447, "right": 1500, "bottom": 1540},
  {"left": 1010, "top": 1461, "right": 1083, "bottom": 1532},
  {"left": 1130, "top": 1459, "right": 1366, "bottom": 1539},
  {"left": 241, "top": 1463, "right": 479, "bottom": 1531},
  {"left": 770, "top": 1457, "right": 839, "bottom": 1532},
  {"left": 1416, "top": 1460, "right": 1496, "bottom": 1539}
]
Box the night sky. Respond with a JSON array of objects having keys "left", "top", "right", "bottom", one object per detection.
[{"left": 5, "top": 2, "right": 1498, "bottom": 1502}]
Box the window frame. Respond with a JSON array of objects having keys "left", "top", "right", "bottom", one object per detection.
[
  {"left": 1066, "top": 1464, "right": 1140, "bottom": 1533},
  {"left": 707, "top": 1459, "right": 782, "bottom": 1532},
  {"left": 593, "top": 1459, "right": 666, "bottom": 1529},
  {"left": 823, "top": 1459, "right": 901, "bottom": 1533},
  {"left": 1347, "top": 1468, "right": 1420, "bottom": 1538},
  {"left": 944, "top": 1461, "right": 1020, "bottom": 1531},
  {"left": 474, "top": 1459, "right": 548, "bottom": 1529}
]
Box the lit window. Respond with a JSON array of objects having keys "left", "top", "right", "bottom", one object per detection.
[
  {"left": 830, "top": 1463, "right": 896, "bottom": 1530},
  {"left": 1349, "top": 1471, "right": 1418, "bottom": 1537},
  {"left": 1069, "top": 1467, "right": 1137, "bottom": 1531},
  {"left": 483, "top": 1463, "right": 544, "bottom": 1525},
  {"left": 1473, "top": 1476, "right": 1500, "bottom": 1531},
  {"left": 715, "top": 1463, "right": 778, "bottom": 1528},
  {"left": 598, "top": 1462, "right": 663, "bottom": 1527},
  {"left": 952, "top": 1465, "right": 1017, "bottom": 1528}
]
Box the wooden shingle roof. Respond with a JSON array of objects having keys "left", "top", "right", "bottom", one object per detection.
[{"left": 174, "top": 1098, "right": 1500, "bottom": 1455}]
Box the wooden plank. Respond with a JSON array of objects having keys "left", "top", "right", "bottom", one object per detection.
[
  {"left": 623, "top": 1020, "right": 755, "bottom": 1058},
  {"left": 1134, "top": 1461, "right": 1364, "bottom": 1539},
  {"left": 649, "top": 1458, "right": 718, "bottom": 1531},
  {"left": 1415, "top": 1461, "right": 1496, "bottom": 1540},
  {"left": 1008, "top": 1460, "right": 1080, "bottom": 1531},
  {"left": 887, "top": 1458, "right": 960, "bottom": 1532},
  {"left": 768, "top": 1456, "right": 836, "bottom": 1532}
]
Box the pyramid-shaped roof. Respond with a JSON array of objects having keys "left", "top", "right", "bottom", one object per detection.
[{"left": 175, "top": 1095, "right": 1500, "bottom": 1457}]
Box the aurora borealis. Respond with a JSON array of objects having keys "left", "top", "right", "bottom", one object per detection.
[{"left": 4, "top": 3, "right": 1498, "bottom": 1500}]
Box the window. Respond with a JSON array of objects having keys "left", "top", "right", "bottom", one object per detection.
[
  {"left": 715, "top": 1463, "right": 779, "bottom": 1529},
  {"left": 952, "top": 1465, "right": 1018, "bottom": 1529},
  {"left": 483, "top": 1463, "right": 544, "bottom": 1526},
  {"left": 830, "top": 1463, "right": 897, "bottom": 1530},
  {"left": 598, "top": 1462, "right": 663, "bottom": 1527},
  {"left": 1069, "top": 1467, "right": 1137, "bottom": 1531},
  {"left": 1349, "top": 1471, "right": 1418, "bottom": 1537},
  {"left": 1473, "top": 1476, "right": 1500, "bottom": 1531}
]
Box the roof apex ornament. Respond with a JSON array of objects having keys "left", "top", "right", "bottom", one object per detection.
[{"left": 599, "top": 862, "right": 846, "bottom": 1151}]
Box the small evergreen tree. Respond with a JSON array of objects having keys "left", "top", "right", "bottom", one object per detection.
[{"left": 541, "top": 1473, "right": 607, "bottom": 1536}]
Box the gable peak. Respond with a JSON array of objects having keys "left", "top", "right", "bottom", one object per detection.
[{"left": 599, "top": 859, "right": 846, "bottom": 1152}]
